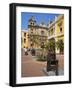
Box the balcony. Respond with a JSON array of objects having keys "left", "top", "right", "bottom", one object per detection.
[{"left": 48, "top": 32, "right": 64, "bottom": 40}]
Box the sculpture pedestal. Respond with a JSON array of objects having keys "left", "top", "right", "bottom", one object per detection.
[{"left": 43, "top": 67, "right": 64, "bottom": 76}]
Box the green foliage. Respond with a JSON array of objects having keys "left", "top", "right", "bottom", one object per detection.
[
  {"left": 45, "top": 39, "right": 55, "bottom": 53},
  {"left": 44, "top": 42, "right": 49, "bottom": 50},
  {"left": 37, "top": 55, "right": 47, "bottom": 61},
  {"left": 56, "top": 40, "right": 64, "bottom": 53}
]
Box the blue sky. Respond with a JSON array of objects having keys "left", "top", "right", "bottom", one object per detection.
[{"left": 21, "top": 12, "right": 59, "bottom": 30}]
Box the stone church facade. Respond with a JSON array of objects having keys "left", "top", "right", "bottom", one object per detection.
[{"left": 28, "top": 16, "right": 48, "bottom": 49}]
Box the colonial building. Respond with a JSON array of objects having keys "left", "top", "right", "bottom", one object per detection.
[
  {"left": 48, "top": 15, "right": 64, "bottom": 53},
  {"left": 28, "top": 16, "right": 48, "bottom": 49},
  {"left": 21, "top": 30, "right": 28, "bottom": 48},
  {"left": 21, "top": 15, "right": 64, "bottom": 54}
]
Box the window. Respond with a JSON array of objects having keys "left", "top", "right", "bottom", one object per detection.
[
  {"left": 58, "top": 22, "right": 63, "bottom": 33},
  {"left": 31, "top": 22, "right": 34, "bottom": 25},
  {"left": 30, "top": 28, "right": 33, "bottom": 33},
  {"left": 31, "top": 43, "right": 34, "bottom": 46},
  {"left": 31, "top": 29, "right": 33, "bottom": 31},
  {"left": 60, "top": 27, "right": 62, "bottom": 32},
  {"left": 24, "top": 33, "right": 26, "bottom": 37},
  {"left": 30, "top": 39, "right": 32, "bottom": 42},
  {"left": 41, "top": 31, "right": 44, "bottom": 35},
  {"left": 24, "top": 39, "right": 26, "bottom": 43}
]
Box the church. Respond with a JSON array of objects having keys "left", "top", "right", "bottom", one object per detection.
[{"left": 28, "top": 16, "right": 48, "bottom": 49}]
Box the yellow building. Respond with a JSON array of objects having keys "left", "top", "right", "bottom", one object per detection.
[
  {"left": 48, "top": 15, "right": 64, "bottom": 53},
  {"left": 21, "top": 30, "right": 28, "bottom": 48}
]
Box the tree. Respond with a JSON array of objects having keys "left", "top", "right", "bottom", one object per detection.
[
  {"left": 56, "top": 40, "right": 64, "bottom": 54},
  {"left": 47, "top": 38, "right": 55, "bottom": 53}
]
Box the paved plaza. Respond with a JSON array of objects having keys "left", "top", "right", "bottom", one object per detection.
[{"left": 21, "top": 50, "right": 64, "bottom": 77}]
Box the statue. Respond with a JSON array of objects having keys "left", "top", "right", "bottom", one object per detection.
[{"left": 47, "top": 38, "right": 58, "bottom": 75}]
